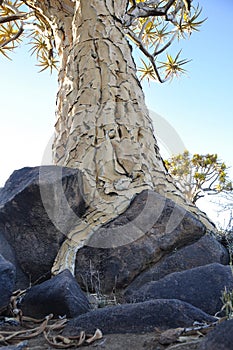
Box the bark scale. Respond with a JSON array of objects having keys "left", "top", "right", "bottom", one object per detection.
[{"left": 29, "top": 0, "right": 214, "bottom": 274}]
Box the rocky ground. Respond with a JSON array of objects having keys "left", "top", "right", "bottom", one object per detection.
[
  {"left": 0, "top": 318, "right": 230, "bottom": 350},
  {"left": 0, "top": 332, "right": 203, "bottom": 350}
]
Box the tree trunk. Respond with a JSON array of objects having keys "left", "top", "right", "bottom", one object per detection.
[{"left": 30, "top": 0, "right": 214, "bottom": 274}]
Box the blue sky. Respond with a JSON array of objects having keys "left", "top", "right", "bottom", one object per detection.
[{"left": 0, "top": 1, "right": 232, "bottom": 224}]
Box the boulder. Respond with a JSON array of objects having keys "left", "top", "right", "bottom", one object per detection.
[
  {"left": 75, "top": 189, "right": 207, "bottom": 293},
  {"left": 198, "top": 319, "right": 233, "bottom": 350},
  {"left": 125, "top": 263, "right": 233, "bottom": 316},
  {"left": 124, "top": 234, "right": 229, "bottom": 293},
  {"left": 0, "top": 254, "right": 16, "bottom": 314},
  {"left": 0, "top": 166, "right": 86, "bottom": 283},
  {"left": 0, "top": 228, "right": 29, "bottom": 290},
  {"left": 19, "top": 269, "right": 91, "bottom": 318},
  {"left": 64, "top": 299, "right": 216, "bottom": 335}
]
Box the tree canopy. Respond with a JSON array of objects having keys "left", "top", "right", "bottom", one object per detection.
[
  {"left": 0, "top": 0, "right": 205, "bottom": 80},
  {"left": 165, "top": 150, "right": 233, "bottom": 203}
]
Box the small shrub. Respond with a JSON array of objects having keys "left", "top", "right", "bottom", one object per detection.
[
  {"left": 79, "top": 260, "right": 121, "bottom": 309},
  {"left": 219, "top": 287, "right": 233, "bottom": 320}
]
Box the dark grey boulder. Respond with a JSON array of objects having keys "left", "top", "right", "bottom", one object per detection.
[
  {"left": 64, "top": 299, "right": 216, "bottom": 335},
  {"left": 0, "top": 166, "right": 86, "bottom": 283},
  {"left": 0, "top": 254, "right": 16, "bottom": 314},
  {"left": 125, "top": 234, "right": 229, "bottom": 294},
  {"left": 0, "top": 228, "right": 29, "bottom": 290},
  {"left": 198, "top": 319, "right": 233, "bottom": 350},
  {"left": 125, "top": 263, "right": 233, "bottom": 316},
  {"left": 75, "top": 190, "right": 207, "bottom": 293},
  {"left": 19, "top": 269, "right": 91, "bottom": 318}
]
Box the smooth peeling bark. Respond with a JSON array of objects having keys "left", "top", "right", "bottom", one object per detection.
[{"left": 29, "top": 0, "right": 215, "bottom": 274}]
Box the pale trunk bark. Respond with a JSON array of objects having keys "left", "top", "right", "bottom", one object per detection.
[
  {"left": 53, "top": 0, "right": 184, "bottom": 201},
  {"left": 30, "top": 0, "right": 214, "bottom": 274}
]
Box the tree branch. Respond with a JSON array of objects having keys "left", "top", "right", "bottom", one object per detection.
[
  {"left": 0, "top": 24, "right": 24, "bottom": 48},
  {"left": 0, "top": 12, "right": 31, "bottom": 24},
  {"left": 138, "top": 18, "right": 150, "bottom": 41},
  {"left": 131, "top": 0, "right": 137, "bottom": 8},
  {"left": 124, "top": 0, "right": 184, "bottom": 26},
  {"left": 0, "top": 1, "right": 28, "bottom": 48},
  {"left": 126, "top": 27, "right": 165, "bottom": 83},
  {"left": 193, "top": 190, "right": 204, "bottom": 204},
  {"left": 124, "top": 1, "right": 168, "bottom": 26},
  {"left": 208, "top": 173, "right": 220, "bottom": 190},
  {"left": 153, "top": 31, "right": 176, "bottom": 56}
]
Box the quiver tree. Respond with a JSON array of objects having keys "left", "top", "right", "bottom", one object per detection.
[
  {"left": 0, "top": 0, "right": 213, "bottom": 275},
  {"left": 165, "top": 151, "right": 233, "bottom": 204}
]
